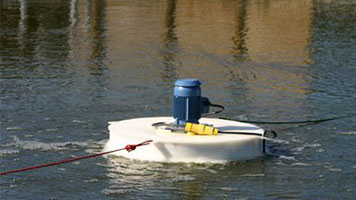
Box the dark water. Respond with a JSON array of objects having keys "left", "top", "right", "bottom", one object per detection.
[{"left": 1, "top": 0, "right": 356, "bottom": 199}]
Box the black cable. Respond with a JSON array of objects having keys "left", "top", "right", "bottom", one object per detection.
[
  {"left": 219, "top": 129, "right": 277, "bottom": 138},
  {"left": 264, "top": 129, "right": 277, "bottom": 138},
  {"left": 202, "top": 103, "right": 225, "bottom": 117},
  {"left": 151, "top": 122, "right": 169, "bottom": 127},
  {"left": 218, "top": 131, "right": 262, "bottom": 137},
  {"left": 219, "top": 114, "right": 352, "bottom": 125}
]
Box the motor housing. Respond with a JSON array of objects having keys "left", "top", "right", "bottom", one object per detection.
[{"left": 173, "top": 79, "right": 209, "bottom": 125}]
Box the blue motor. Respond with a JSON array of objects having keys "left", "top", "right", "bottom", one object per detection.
[{"left": 173, "top": 79, "right": 210, "bottom": 125}]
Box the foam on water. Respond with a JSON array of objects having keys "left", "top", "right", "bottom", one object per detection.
[
  {"left": 278, "top": 155, "right": 296, "bottom": 161},
  {"left": 291, "top": 162, "right": 311, "bottom": 166},
  {"left": 1, "top": 136, "right": 89, "bottom": 151},
  {"left": 292, "top": 142, "right": 322, "bottom": 153},
  {"left": 219, "top": 187, "right": 239, "bottom": 192},
  {"left": 338, "top": 131, "right": 356, "bottom": 135},
  {"left": 241, "top": 173, "right": 265, "bottom": 177},
  {"left": 173, "top": 175, "right": 196, "bottom": 182},
  {"left": 0, "top": 149, "right": 20, "bottom": 156},
  {"left": 0, "top": 136, "right": 107, "bottom": 155},
  {"left": 101, "top": 188, "right": 136, "bottom": 196},
  {"left": 5, "top": 126, "right": 23, "bottom": 131}
]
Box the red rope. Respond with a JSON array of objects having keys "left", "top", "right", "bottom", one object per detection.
[{"left": 0, "top": 140, "right": 153, "bottom": 176}]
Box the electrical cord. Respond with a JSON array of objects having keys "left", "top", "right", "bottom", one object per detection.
[
  {"left": 202, "top": 102, "right": 225, "bottom": 117},
  {"left": 218, "top": 129, "right": 277, "bottom": 138},
  {"left": 219, "top": 114, "right": 353, "bottom": 125}
]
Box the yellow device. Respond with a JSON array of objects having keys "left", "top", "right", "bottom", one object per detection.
[{"left": 185, "top": 122, "right": 219, "bottom": 136}]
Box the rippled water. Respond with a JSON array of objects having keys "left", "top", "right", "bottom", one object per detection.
[{"left": 1, "top": 0, "right": 356, "bottom": 199}]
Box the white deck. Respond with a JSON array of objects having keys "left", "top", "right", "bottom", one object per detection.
[{"left": 104, "top": 117, "right": 265, "bottom": 163}]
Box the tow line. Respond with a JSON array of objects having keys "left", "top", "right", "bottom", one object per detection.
[{"left": 0, "top": 140, "right": 153, "bottom": 176}]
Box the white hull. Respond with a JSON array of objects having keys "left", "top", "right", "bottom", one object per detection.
[{"left": 104, "top": 117, "right": 265, "bottom": 163}]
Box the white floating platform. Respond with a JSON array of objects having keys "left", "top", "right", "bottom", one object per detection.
[{"left": 104, "top": 117, "right": 265, "bottom": 163}]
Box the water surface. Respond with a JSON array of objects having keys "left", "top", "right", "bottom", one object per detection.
[{"left": 1, "top": 0, "right": 356, "bottom": 199}]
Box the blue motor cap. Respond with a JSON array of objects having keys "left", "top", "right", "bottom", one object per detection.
[{"left": 174, "top": 79, "right": 201, "bottom": 97}]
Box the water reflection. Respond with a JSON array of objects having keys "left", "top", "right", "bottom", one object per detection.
[
  {"left": 231, "top": 0, "right": 248, "bottom": 61},
  {"left": 5, "top": 0, "right": 314, "bottom": 82},
  {"left": 18, "top": 0, "right": 27, "bottom": 53},
  {"left": 6, "top": 0, "right": 109, "bottom": 73},
  {"left": 69, "top": 0, "right": 78, "bottom": 27},
  {"left": 245, "top": 0, "right": 313, "bottom": 65},
  {"left": 88, "top": 0, "right": 107, "bottom": 75},
  {"left": 161, "top": 0, "right": 178, "bottom": 85},
  {"left": 2, "top": 0, "right": 316, "bottom": 138},
  {"left": 66, "top": 0, "right": 109, "bottom": 103},
  {"left": 2, "top": 0, "right": 316, "bottom": 126},
  {"left": 104, "top": 156, "right": 267, "bottom": 199}
]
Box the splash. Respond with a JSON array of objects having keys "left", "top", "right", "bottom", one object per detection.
[{"left": 0, "top": 136, "right": 106, "bottom": 155}]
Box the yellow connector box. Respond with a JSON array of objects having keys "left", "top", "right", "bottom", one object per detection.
[{"left": 185, "top": 122, "right": 219, "bottom": 136}]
